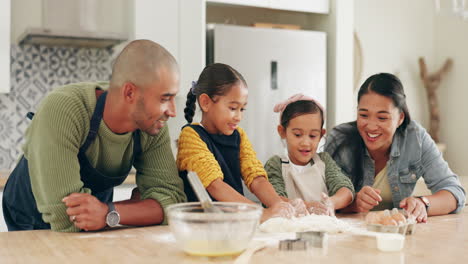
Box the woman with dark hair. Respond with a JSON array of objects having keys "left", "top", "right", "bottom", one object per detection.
[{"left": 325, "top": 73, "right": 465, "bottom": 223}]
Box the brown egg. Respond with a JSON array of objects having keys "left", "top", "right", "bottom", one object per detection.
[
  {"left": 365, "top": 212, "right": 381, "bottom": 225},
  {"left": 377, "top": 209, "right": 391, "bottom": 219},
  {"left": 391, "top": 213, "right": 407, "bottom": 224},
  {"left": 381, "top": 216, "right": 398, "bottom": 226}
]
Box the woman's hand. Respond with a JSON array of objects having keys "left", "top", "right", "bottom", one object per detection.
[
  {"left": 399, "top": 197, "right": 427, "bottom": 223},
  {"left": 354, "top": 186, "right": 382, "bottom": 212}
]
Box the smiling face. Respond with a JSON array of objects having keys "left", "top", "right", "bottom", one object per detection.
[
  {"left": 357, "top": 91, "right": 404, "bottom": 157},
  {"left": 131, "top": 68, "right": 179, "bottom": 136},
  {"left": 200, "top": 82, "right": 248, "bottom": 135},
  {"left": 278, "top": 113, "right": 325, "bottom": 166}
]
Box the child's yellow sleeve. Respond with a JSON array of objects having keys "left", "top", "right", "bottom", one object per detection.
[
  {"left": 238, "top": 127, "right": 268, "bottom": 189},
  {"left": 176, "top": 126, "right": 223, "bottom": 187}
]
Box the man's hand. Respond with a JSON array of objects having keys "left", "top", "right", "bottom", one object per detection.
[
  {"left": 354, "top": 186, "right": 382, "bottom": 212},
  {"left": 62, "top": 193, "right": 108, "bottom": 231}
]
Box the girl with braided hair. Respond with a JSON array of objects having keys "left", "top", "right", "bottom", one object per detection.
[{"left": 177, "top": 63, "right": 296, "bottom": 221}]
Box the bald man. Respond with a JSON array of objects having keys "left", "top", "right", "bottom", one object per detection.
[{"left": 2, "top": 40, "right": 187, "bottom": 232}]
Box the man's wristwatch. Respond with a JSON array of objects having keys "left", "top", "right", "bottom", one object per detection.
[
  {"left": 415, "top": 196, "right": 430, "bottom": 211},
  {"left": 106, "top": 202, "right": 120, "bottom": 227}
]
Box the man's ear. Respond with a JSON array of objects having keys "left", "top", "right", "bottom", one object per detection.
[
  {"left": 122, "top": 82, "right": 138, "bottom": 103},
  {"left": 277, "top": 125, "right": 286, "bottom": 139},
  {"left": 198, "top": 93, "right": 211, "bottom": 112}
]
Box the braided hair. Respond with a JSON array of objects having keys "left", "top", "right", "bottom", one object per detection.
[{"left": 184, "top": 63, "right": 247, "bottom": 123}]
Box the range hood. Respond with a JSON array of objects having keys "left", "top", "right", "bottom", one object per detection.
[
  {"left": 18, "top": 27, "right": 127, "bottom": 48},
  {"left": 16, "top": 0, "right": 129, "bottom": 48}
]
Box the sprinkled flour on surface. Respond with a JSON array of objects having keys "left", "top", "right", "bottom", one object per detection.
[{"left": 259, "top": 215, "right": 353, "bottom": 233}]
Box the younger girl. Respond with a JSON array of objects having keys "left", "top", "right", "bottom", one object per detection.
[
  {"left": 265, "top": 94, "right": 355, "bottom": 214},
  {"left": 177, "top": 63, "right": 293, "bottom": 221}
]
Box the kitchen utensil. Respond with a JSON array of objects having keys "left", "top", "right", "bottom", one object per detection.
[{"left": 186, "top": 171, "right": 222, "bottom": 213}]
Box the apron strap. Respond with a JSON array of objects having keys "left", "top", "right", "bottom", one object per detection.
[{"left": 80, "top": 91, "right": 107, "bottom": 153}]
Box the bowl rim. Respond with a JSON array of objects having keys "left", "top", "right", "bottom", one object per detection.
[
  {"left": 167, "top": 201, "right": 263, "bottom": 211},
  {"left": 167, "top": 202, "right": 263, "bottom": 220}
]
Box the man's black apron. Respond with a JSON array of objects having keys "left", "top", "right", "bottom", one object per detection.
[
  {"left": 179, "top": 124, "right": 243, "bottom": 202},
  {"left": 2, "top": 90, "right": 141, "bottom": 231}
]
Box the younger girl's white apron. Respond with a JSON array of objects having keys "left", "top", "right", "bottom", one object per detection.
[{"left": 281, "top": 154, "right": 328, "bottom": 202}]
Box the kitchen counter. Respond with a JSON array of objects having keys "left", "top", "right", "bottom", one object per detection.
[{"left": 0, "top": 208, "right": 467, "bottom": 263}]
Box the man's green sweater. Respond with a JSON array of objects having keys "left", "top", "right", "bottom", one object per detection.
[{"left": 22, "top": 82, "right": 186, "bottom": 232}]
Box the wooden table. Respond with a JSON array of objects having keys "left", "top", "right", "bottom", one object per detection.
[{"left": 0, "top": 208, "right": 467, "bottom": 263}]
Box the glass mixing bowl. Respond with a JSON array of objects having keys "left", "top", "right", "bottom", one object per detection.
[{"left": 167, "top": 202, "right": 263, "bottom": 257}]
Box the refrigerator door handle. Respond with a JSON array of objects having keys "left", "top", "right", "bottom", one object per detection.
[{"left": 271, "top": 60, "right": 278, "bottom": 90}]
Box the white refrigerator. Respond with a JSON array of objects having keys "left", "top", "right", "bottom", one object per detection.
[{"left": 207, "top": 24, "right": 327, "bottom": 164}]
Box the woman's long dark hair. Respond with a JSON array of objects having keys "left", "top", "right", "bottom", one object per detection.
[
  {"left": 183, "top": 63, "right": 246, "bottom": 123},
  {"left": 331, "top": 73, "right": 411, "bottom": 190}
]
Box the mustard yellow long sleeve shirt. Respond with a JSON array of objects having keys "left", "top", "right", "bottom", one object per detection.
[{"left": 176, "top": 124, "right": 267, "bottom": 190}]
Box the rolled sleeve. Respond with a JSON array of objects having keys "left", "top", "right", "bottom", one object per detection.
[
  {"left": 135, "top": 126, "right": 187, "bottom": 224},
  {"left": 419, "top": 127, "right": 466, "bottom": 213}
]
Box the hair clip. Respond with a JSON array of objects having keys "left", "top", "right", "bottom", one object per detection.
[{"left": 190, "top": 81, "right": 197, "bottom": 95}]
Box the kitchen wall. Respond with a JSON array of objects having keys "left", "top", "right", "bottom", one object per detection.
[
  {"left": 354, "top": 0, "right": 434, "bottom": 129},
  {"left": 435, "top": 14, "right": 468, "bottom": 177},
  {"left": 0, "top": 44, "right": 114, "bottom": 170},
  {"left": 355, "top": 0, "right": 468, "bottom": 177}
]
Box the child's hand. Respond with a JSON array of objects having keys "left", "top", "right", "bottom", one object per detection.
[
  {"left": 320, "top": 193, "right": 335, "bottom": 217},
  {"left": 305, "top": 200, "right": 329, "bottom": 215},
  {"left": 305, "top": 194, "right": 335, "bottom": 216},
  {"left": 260, "top": 202, "right": 295, "bottom": 222},
  {"left": 289, "top": 198, "right": 310, "bottom": 217}
]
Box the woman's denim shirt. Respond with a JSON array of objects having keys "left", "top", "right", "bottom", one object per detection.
[{"left": 324, "top": 120, "right": 466, "bottom": 213}]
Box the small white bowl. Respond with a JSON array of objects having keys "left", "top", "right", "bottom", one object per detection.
[{"left": 376, "top": 233, "right": 405, "bottom": 252}]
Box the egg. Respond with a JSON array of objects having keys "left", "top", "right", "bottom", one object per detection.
[
  {"left": 377, "top": 209, "right": 391, "bottom": 219},
  {"left": 381, "top": 216, "right": 398, "bottom": 226},
  {"left": 365, "top": 212, "right": 381, "bottom": 225},
  {"left": 391, "top": 213, "right": 406, "bottom": 224}
]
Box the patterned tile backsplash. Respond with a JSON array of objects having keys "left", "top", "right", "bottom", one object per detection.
[{"left": 0, "top": 44, "right": 114, "bottom": 170}]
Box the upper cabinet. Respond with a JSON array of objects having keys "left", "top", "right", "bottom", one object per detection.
[
  {"left": 0, "top": 0, "right": 11, "bottom": 93},
  {"left": 134, "top": 0, "right": 205, "bottom": 98},
  {"left": 12, "top": 0, "right": 130, "bottom": 48},
  {"left": 207, "top": 0, "right": 269, "bottom": 8},
  {"left": 269, "top": 0, "right": 329, "bottom": 13},
  {"left": 207, "top": 0, "right": 329, "bottom": 13}
]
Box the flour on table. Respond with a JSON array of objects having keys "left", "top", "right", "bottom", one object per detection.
[{"left": 259, "top": 215, "right": 352, "bottom": 233}]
